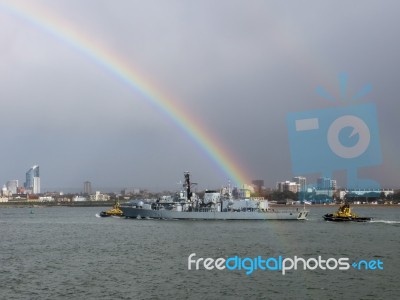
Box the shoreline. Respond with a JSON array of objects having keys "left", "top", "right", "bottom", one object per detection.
[
  {"left": 272, "top": 203, "right": 400, "bottom": 208},
  {"left": 0, "top": 201, "right": 399, "bottom": 209},
  {"left": 0, "top": 201, "right": 116, "bottom": 208}
]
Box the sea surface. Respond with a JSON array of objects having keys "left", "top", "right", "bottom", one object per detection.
[{"left": 0, "top": 206, "right": 399, "bottom": 300}]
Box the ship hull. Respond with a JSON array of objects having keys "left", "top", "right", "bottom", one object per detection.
[
  {"left": 121, "top": 207, "right": 308, "bottom": 220},
  {"left": 323, "top": 214, "right": 371, "bottom": 222},
  {"left": 100, "top": 211, "right": 123, "bottom": 217}
]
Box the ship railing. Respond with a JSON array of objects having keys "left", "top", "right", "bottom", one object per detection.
[
  {"left": 267, "top": 208, "right": 303, "bottom": 213},
  {"left": 250, "top": 197, "right": 265, "bottom": 201},
  {"left": 184, "top": 207, "right": 217, "bottom": 212},
  {"left": 150, "top": 205, "right": 218, "bottom": 213}
]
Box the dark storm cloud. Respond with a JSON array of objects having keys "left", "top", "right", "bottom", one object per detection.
[{"left": 0, "top": 0, "right": 399, "bottom": 191}]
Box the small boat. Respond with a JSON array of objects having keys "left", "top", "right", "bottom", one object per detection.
[
  {"left": 99, "top": 201, "right": 124, "bottom": 217},
  {"left": 323, "top": 203, "right": 371, "bottom": 222}
]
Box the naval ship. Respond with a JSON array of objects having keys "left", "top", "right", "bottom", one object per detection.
[{"left": 120, "top": 172, "right": 309, "bottom": 220}]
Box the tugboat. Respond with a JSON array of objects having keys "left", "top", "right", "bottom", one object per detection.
[
  {"left": 323, "top": 203, "right": 371, "bottom": 222},
  {"left": 100, "top": 200, "right": 124, "bottom": 217}
]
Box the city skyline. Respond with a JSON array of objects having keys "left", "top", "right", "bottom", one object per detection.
[
  {"left": 1, "top": 1, "right": 399, "bottom": 191},
  {"left": 2, "top": 164, "right": 398, "bottom": 194}
]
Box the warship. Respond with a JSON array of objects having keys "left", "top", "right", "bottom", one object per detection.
[{"left": 120, "top": 172, "right": 309, "bottom": 220}]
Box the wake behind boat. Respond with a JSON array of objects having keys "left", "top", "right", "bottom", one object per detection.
[
  {"left": 120, "top": 172, "right": 309, "bottom": 220},
  {"left": 323, "top": 203, "right": 372, "bottom": 222}
]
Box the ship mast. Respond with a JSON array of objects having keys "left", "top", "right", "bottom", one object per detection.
[{"left": 184, "top": 172, "right": 192, "bottom": 201}]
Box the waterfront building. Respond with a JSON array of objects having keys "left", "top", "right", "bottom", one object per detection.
[
  {"left": 251, "top": 180, "right": 264, "bottom": 195},
  {"left": 317, "top": 177, "right": 337, "bottom": 191},
  {"left": 293, "top": 176, "right": 307, "bottom": 192},
  {"left": 6, "top": 180, "right": 19, "bottom": 194},
  {"left": 1, "top": 185, "right": 8, "bottom": 196},
  {"left": 339, "top": 188, "right": 395, "bottom": 200},
  {"left": 84, "top": 181, "right": 92, "bottom": 195},
  {"left": 91, "top": 191, "right": 110, "bottom": 201},
  {"left": 277, "top": 181, "right": 300, "bottom": 193},
  {"left": 73, "top": 196, "right": 87, "bottom": 202},
  {"left": 24, "top": 165, "right": 40, "bottom": 194}
]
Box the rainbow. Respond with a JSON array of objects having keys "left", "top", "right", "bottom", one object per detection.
[{"left": 0, "top": 1, "right": 251, "bottom": 186}]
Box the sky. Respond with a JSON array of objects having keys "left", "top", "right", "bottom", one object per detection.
[{"left": 0, "top": 0, "right": 399, "bottom": 192}]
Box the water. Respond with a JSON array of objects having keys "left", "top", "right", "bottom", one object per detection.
[{"left": 0, "top": 206, "right": 399, "bottom": 299}]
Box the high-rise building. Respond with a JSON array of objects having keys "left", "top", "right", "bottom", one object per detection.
[
  {"left": 293, "top": 176, "right": 307, "bottom": 192},
  {"left": 84, "top": 181, "right": 92, "bottom": 195},
  {"left": 317, "top": 177, "right": 337, "bottom": 190},
  {"left": 6, "top": 180, "right": 19, "bottom": 194},
  {"left": 24, "top": 165, "right": 40, "bottom": 194},
  {"left": 2, "top": 185, "right": 7, "bottom": 196},
  {"left": 277, "top": 181, "right": 300, "bottom": 193},
  {"left": 251, "top": 180, "right": 264, "bottom": 195}
]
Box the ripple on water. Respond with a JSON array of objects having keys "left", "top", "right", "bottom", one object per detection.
[{"left": 0, "top": 206, "right": 399, "bottom": 299}]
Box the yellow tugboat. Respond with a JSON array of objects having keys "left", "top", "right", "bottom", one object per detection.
[
  {"left": 100, "top": 200, "right": 124, "bottom": 217},
  {"left": 323, "top": 203, "right": 371, "bottom": 222}
]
